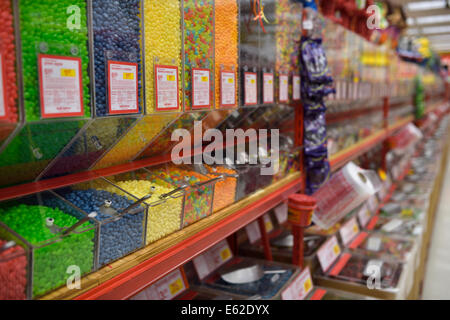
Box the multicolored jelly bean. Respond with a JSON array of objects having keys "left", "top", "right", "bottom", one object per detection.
[
  {"left": 91, "top": 0, "right": 142, "bottom": 116},
  {"left": 183, "top": 0, "right": 214, "bottom": 111},
  {"left": 204, "top": 165, "right": 237, "bottom": 212},
  {"left": 215, "top": 0, "right": 238, "bottom": 109},
  {"left": 143, "top": 0, "right": 182, "bottom": 113}
]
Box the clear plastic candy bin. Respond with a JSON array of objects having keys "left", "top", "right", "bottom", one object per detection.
[
  {"left": 0, "top": 192, "right": 96, "bottom": 299},
  {"left": 147, "top": 164, "right": 219, "bottom": 227},
  {"left": 52, "top": 179, "right": 147, "bottom": 267},
  {"left": 101, "top": 169, "right": 185, "bottom": 245}
]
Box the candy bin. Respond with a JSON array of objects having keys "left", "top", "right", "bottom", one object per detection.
[
  {"left": 195, "top": 256, "right": 301, "bottom": 300},
  {"left": 143, "top": 0, "right": 183, "bottom": 114},
  {"left": 100, "top": 169, "right": 185, "bottom": 245},
  {"left": 38, "top": 117, "right": 139, "bottom": 179},
  {"left": 307, "top": 286, "right": 376, "bottom": 300},
  {"left": 314, "top": 251, "right": 409, "bottom": 300},
  {"left": 147, "top": 164, "right": 219, "bottom": 227},
  {"left": 239, "top": 0, "right": 260, "bottom": 106},
  {"left": 0, "top": 0, "right": 92, "bottom": 187},
  {"left": 0, "top": 240, "right": 28, "bottom": 300},
  {"left": 0, "top": 0, "right": 20, "bottom": 148},
  {"left": 89, "top": 0, "right": 143, "bottom": 117},
  {"left": 0, "top": 192, "right": 96, "bottom": 299},
  {"left": 52, "top": 179, "right": 146, "bottom": 267},
  {"left": 198, "top": 164, "right": 238, "bottom": 212},
  {"left": 215, "top": 0, "right": 238, "bottom": 109},
  {"left": 183, "top": 0, "right": 214, "bottom": 111},
  {"left": 365, "top": 215, "right": 424, "bottom": 239}
]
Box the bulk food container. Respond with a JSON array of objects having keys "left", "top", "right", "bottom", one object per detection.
[
  {"left": 315, "top": 251, "right": 409, "bottom": 300},
  {"left": 0, "top": 192, "right": 96, "bottom": 299},
  {"left": 147, "top": 164, "right": 220, "bottom": 227},
  {"left": 101, "top": 169, "right": 185, "bottom": 244},
  {"left": 307, "top": 286, "right": 376, "bottom": 300},
  {"left": 0, "top": 239, "right": 28, "bottom": 300},
  {"left": 52, "top": 179, "right": 146, "bottom": 267},
  {"left": 195, "top": 256, "right": 301, "bottom": 300}
]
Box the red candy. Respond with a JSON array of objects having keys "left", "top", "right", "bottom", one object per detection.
[
  {"left": 0, "top": 0, "right": 19, "bottom": 124},
  {"left": 0, "top": 240, "right": 28, "bottom": 300}
]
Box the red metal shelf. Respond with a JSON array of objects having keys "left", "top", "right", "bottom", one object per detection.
[{"left": 73, "top": 177, "right": 302, "bottom": 300}]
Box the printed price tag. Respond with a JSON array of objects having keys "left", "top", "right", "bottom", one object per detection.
[
  {"left": 263, "top": 214, "right": 274, "bottom": 233},
  {"left": 131, "top": 268, "right": 188, "bottom": 300},
  {"left": 193, "top": 240, "right": 233, "bottom": 280},
  {"left": 279, "top": 74, "right": 289, "bottom": 103},
  {"left": 0, "top": 53, "right": 7, "bottom": 120},
  {"left": 245, "top": 220, "right": 262, "bottom": 244},
  {"left": 317, "top": 236, "right": 341, "bottom": 273},
  {"left": 192, "top": 68, "right": 211, "bottom": 109},
  {"left": 357, "top": 203, "right": 372, "bottom": 228},
  {"left": 339, "top": 216, "right": 360, "bottom": 246},
  {"left": 38, "top": 54, "right": 84, "bottom": 118},
  {"left": 220, "top": 70, "right": 236, "bottom": 107},
  {"left": 263, "top": 73, "right": 274, "bottom": 104},
  {"left": 244, "top": 72, "right": 257, "bottom": 105},
  {"left": 366, "top": 236, "right": 382, "bottom": 252},
  {"left": 293, "top": 75, "right": 301, "bottom": 101},
  {"left": 281, "top": 267, "right": 314, "bottom": 300},
  {"left": 107, "top": 61, "right": 139, "bottom": 114},
  {"left": 274, "top": 202, "right": 288, "bottom": 225},
  {"left": 155, "top": 65, "right": 179, "bottom": 111}
]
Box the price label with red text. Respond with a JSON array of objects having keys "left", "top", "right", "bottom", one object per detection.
[
  {"left": 263, "top": 214, "right": 274, "bottom": 233},
  {"left": 107, "top": 61, "right": 139, "bottom": 114},
  {"left": 274, "top": 202, "right": 288, "bottom": 225},
  {"left": 279, "top": 74, "right": 289, "bottom": 102},
  {"left": 244, "top": 72, "right": 257, "bottom": 105},
  {"left": 220, "top": 70, "right": 236, "bottom": 107},
  {"left": 38, "top": 54, "right": 84, "bottom": 118},
  {"left": 339, "top": 216, "right": 360, "bottom": 246},
  {"left": 317, "top": 236, "right": 341, "bottom": 272},
  {"left": 155, "top": 65, "right": 179, "bottom": 111},
  {"left": 367, "top": 196, "right": 379, "bottom": 213},
  {"left": 357, "top": 203, "right": 372, "bottom": 228},
  {"left": 281, "top": 267, "right": 314, "bottom": 300},
  {"left": 263, "top": 73, "right": 274, "bottom": 104},
  {"left": 245, "top": 220, "right": 262, "bottom": 244},
  {"left": 293, "top": 75, "right": 301, "bottom": 101},
  {"left": 193, "top": 240, "right": 233, "bottom": 280},
  {"left": 192, "top": 68, "right": 211, "bottom": 109},
  {"left": 132, "top": 268, "right": 188, "bottom": 300}
]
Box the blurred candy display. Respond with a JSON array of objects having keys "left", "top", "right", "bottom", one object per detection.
[{"left": 91, "top": 0, "right": 142, "bottom": 116}]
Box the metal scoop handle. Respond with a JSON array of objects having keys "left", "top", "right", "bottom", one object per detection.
[
  {"left": 160, "top": 184, "right": 189, "bottom": 199},
  {"left": 61, "top": 212, "right": 97, "bottom": 236}
]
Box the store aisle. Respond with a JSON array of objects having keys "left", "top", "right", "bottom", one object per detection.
[{"left": 422, "top": 147, "right": 450, "bottom": 300}]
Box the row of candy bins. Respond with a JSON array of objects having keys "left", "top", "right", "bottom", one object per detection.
[
  {"left": 148, "top": 164, "right": 218, "bottom": 228},
  {"left": 52, "top": 178, "right": 146, "bottom": 267},
  {"left": 89, "top": 0, "right": 143, "bottom": 117},
  {"left": 215, "top": 0, "right": 238, "bottom": 109},
  {"left": 37, "top": 116, "right": 139, "bottom": 180},
  {"left": 0, "top": 191, "right": 96, "bottom": 299},
  {"left": 0, "top": 0, "right": 20, "bottom": 149},
  {"left": 0, "top": 0, "right": 92, "bottom": 187},
  {"left": 183, "top": 0, "right": 214, "bottom": 111},
  {"left": 0, "top": 240, "right": 28, "bottom": 300}
]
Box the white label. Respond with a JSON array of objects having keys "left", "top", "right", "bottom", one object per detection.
[
  {"left": 357, "top": 203, "right": 372, "bottom": 228},
  {"left": 263, "top": 73, "right": 274, "bottom": 104},
  {"left": 279, "top": 74, "right": 289, "bottom": 102},
  {"left": 281, "top": 267, "right": 314, "bottom": 300},
  {"left": 263, "top": 214, "right": 274, "bottom": 233},
  {"left": 274, "top": 202, "right": 288, "bottom": 225},
  {"left": 131, "top": 268, "right": 187, "bottom": 300},
  {"left": 366, "top": 236, "right": 382, "bottom": 252},
  {"left": 303, "top": 19, "right": 313, "bottom": 30},
  {"left": 38, "top": 54, "right": 83, "bottom": 118},
  {"left": 193, "top": 240, "right": 233, "bottom": 280},
  {"left": 0, "top": 54, "right": 6, "bottom": 119},
  {"left": 367, "top": 196, "right": 378, "bottom": 213},
  {"left": 155, "top": 65, "right": 179, "bottom": 111},
  {"left": 107, "top": 61, "right": 139, "bottom": 114},
  {"left": 220, "top": 71, "right": 236, "bottom": 107},
  {"left": 339, "top": 216, "right": 360, "bottom": 246},
  {"left": 317, "top": 236, "right": 341, "bottom": 273},
  {"left": 245, "top": 220, "right": 262, "bottom": 244},
  {"left": 363, "top": 259, "right": 383, "bottom": 277},
  {"left": 293, "top": 75, "right": 301, "bottom": 101},
  {"left": 381, "top": 218, "right": 403, "bottom": 232},
  {"left": 244, "top": 72, "right": 257, "bottom": 105},
  {"left": 192, "top": 68, "right": 210, "bottom": 108}
]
